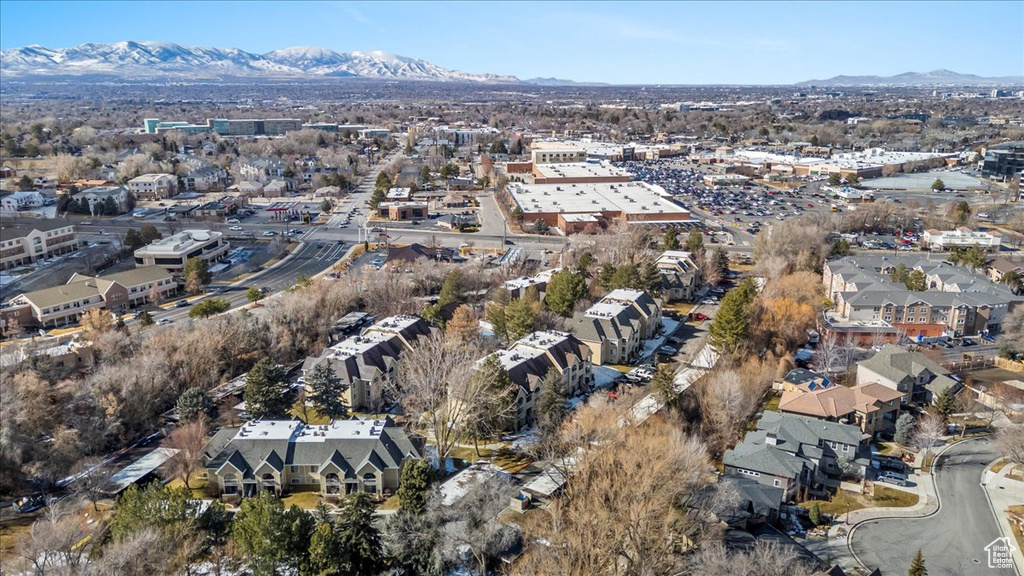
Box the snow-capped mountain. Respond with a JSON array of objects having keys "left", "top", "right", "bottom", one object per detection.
[{"left": 0, "top": 41, "right": 520, "bottom": 83}]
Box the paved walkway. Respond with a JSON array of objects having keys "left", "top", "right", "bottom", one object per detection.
[{"left": 983, "top": 461, "right": 1024, "bottom": 573}]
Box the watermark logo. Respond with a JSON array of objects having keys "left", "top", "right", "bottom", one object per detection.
[{"left": 985, "top": 536, "right": 1016, "bottom": 570}]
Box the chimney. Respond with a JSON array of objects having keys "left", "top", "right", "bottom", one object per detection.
[{"left": 765, "top": 432, "right": 778, "bottom": 446}]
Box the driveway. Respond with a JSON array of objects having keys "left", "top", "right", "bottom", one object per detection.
[{"left": 850, "top": 438, "right": 1017, "bottom": 576}]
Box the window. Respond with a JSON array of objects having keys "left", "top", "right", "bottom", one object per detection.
[
  {"left": 291, "top": 466, "right": 299, "bottom": 473},
  {"left": 773, "top": 479, "right": 781, "bottom": 487},
  {"left": 843, "top": 444, "right": 850, "bottom": 452},
  {"left": 291, "top": 478, "right": 300, "bottom": 484}
]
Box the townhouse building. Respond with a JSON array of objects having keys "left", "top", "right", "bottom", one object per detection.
[
  {"left": 301, "top": 315, "right": 432, "bottom": 412},
  {"left": 1, "top": 219, "right": 78, "bottom": 270},
  {"left": 856, "top": 344, "right": 961, "bottom": 405},
  {"left": 73, "top": 186, "right": 130, "bottom": 214}
]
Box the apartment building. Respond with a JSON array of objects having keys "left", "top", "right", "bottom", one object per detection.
[
  {"left": 133, "top": 230, "right": 229, "bottom": 272},
  {"left": 856, "top": 344, "right": 961, "bottom": 405},
  {"left": 203, "top": 417, "right": 422, "bottom": 501},
  {"left": 0, "top": 219, "right": 78, "bottom": 270},
  {"left": 128, "top": 173, "right": 178, "bottom": 200},
  {"left": 823, "top": 254, "right": 1021, "bottom": 339},
  {"left": 571, "top": 289, "right": 662, "bottom": 365},
  {"left": 5, "top": 266, "right": 177, "bottom": 327},
  {"left": 301, "top": 315, "right": 432, "bottom": 411},
  {"left": 478, "top": 330, "right": 593, "bottom": 430},
  {"left": 73, "top": 186, "right": 130, "bottom": 214},
  {"left": 1, "top": 191, "right": 47, "bottom": 212}
]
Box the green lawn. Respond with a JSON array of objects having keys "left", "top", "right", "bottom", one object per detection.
[{"left": 799, "top": 484, "right": 917, "bottom": 517}]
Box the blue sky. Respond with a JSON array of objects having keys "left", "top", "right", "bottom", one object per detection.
[{"left": 1, "top": 1, "right": 1021, "bottom": 84}]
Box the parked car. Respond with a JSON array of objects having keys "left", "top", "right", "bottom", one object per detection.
[
  {"left": 938, "top": 340, "right": 954, "bottom": 349},
  {"left": 873, "top": 457, "right": 909, "bottom": 474},
  {"left": 13, "top": 495, "right": 45, "bottom": 513},
  {"left": 658, "top": 345, "right": 678, "bottom": 356},
  {"left": 876, "top": 471, "right": 908, "bottom": 486},
  {"left": 961, "top": 338, "right": 977, "bottom": 346}
]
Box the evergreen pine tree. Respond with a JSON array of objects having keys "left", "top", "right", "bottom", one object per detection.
[
  {"left": 908, "top": 548, "right": 927, "bottom": 576},
  {"left": 306, "top": 363, "right": 349, "bottom": 420},
  {"left": 244, "top": 358, "right": 290, "bottom": 419}
]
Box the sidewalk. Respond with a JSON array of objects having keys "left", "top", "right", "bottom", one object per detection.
[
  {"left": 983, "top": 461, "right": 1024, "bottom": 573},
  {"left": 803, "top": 445, "right": 944, "bottom": 573}
]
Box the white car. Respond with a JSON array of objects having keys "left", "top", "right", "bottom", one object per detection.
[
  {"left": 133, "top": 211, "right": 147, "bottom": 218},
  {"left": 230, "top": 226, "right": 244, "bottom": 231},
  {"left": 226, "top": 218, "right": 240, "bottom": 224},
  {"left": 701, "top": 298, "right": 718, "bottom": 305},
  {"left": 262, "top": 231, "right": 277, "bottom": 237}
]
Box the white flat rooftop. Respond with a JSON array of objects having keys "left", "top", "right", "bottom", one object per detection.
[
  {"left": 234, "top": 418, "right": 392, "bottom": 442},
  {"left": 533, "top": 162, "right": 630, "bottom": 180},
  {"left": 134, "top": 229, "right": 221, "bottom": 256},
  {"left": 507, "top": 181, "right": 687, "bottom": 217}
]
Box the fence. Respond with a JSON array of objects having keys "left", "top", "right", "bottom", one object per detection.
[
  {"left": 995, "top": 357, "right": 1024, "bottom": 373},
  {"left": 942, "top": 356, "right": 996, "bottom": 373}
]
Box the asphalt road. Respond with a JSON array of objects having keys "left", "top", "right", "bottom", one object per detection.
[{"left": 851, "top": 438, "right": 1016, "bottom": 576}]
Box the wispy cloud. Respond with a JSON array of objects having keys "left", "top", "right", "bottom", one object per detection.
[{"left": 345, "top": 7, "right": 372, "bottom": 26}]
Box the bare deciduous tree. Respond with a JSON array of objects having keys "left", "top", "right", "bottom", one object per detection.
[
  {"left": 995, "top": 425, "right": 1024, "bottom": 466},
  {"left": 912, "top": 414, "right": 946, "bottom": 459},
  {"left": 161, "top": 420, "right": 208, "bottom": 489}
]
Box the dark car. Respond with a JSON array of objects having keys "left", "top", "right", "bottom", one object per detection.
[
  {"left": 13, "top": 494, "right": 45, "bottom": 513},
  {"left": 961, "top": 338, "right": 977, "bottom": 346}
]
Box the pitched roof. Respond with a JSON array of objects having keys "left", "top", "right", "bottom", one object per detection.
[
  {"left": 779, "top": 383, "right": 903, "bottom": 420},
  {"left": 857, "top": 344, "right": 949, "bottom": 385},
  {"left": 0, "top": 217, "right": 76, "bottom": 241}
]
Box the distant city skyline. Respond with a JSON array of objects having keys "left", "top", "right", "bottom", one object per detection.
[{"left": 1, "top": 1, "right": 1021, "bottom": 85}]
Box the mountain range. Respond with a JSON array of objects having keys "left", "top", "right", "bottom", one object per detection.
[
  {"left": 797, "top": 69, "right": 1023, "bottom": 86},
  {"left": 0, "top": 41, "right": 522, "bottom": 83},
  {"left": 1, "top": 42, "right": 1020, "bottom": 87}
]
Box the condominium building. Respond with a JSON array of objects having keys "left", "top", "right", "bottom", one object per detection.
[
  {"left": 73, "top": 186, "right": 130, "bottom": 214},
  {"left": 655, "top": 250, "right": 700, "bottom": 302},
  {"left": 571, "top": 289, "right": 663, "bottom": 365},
  {"left": 301, "top": 315, "right": 432, "bottom": 411},
  {"left": 203, "top": 417, "right": 422, "bottom": 501},
  {"left": 0, "top": 219, "right": 78, "bottom": 270},
  {"left": 133, "top": 230, "right": 229, "bottom": 272},
  {"left": 822, "top": 254, "right": 1022, "bottom": 340},
  {"left": 477, "top": 330, "right": 593, "bottom": 430},
  {"left": 128, "top": 173, "right": 178, "bottom": 200}
]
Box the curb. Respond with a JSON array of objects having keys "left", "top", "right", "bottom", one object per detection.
[
  {"left": 230, "top": 241, "right": 305, "bottom": 286},
  {"left": 980, "top": 464, "right": 1024, "bottom": 575},
  {"left": 846, "top": 440, "right": 956, "bottom": 570}
]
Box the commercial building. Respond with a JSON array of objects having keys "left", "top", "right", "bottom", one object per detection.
[
  {"left": 358, "top": 128, "right": 392, "bottom": 140},
  {"left": 822, "top": 254, "right": 1022, "bottom": 339},
  {"left": 4, "top": 266, "right": 177, "bottom": 328},
  {"left": 301, "top": 315, "right": 432, "bottom": 411},
  {"left": 502, "top": 181, "right": 691, "bottom": 235},
  {"left": 376, "top": 201, "right": 428, "bottom": 221},
  {"left": 127, "top": 173, "right": 178, "bottom": 200},
  {"left": 531, "top": 162, "right": 631, "bottom": 185},
  {"left": 0, "top": 218, "right": 78, "bottom": 270},
  {"left": 203, "top": 417, "right": 422, "bottom": 501},
  {"left": 571, "top": 289, "right": 662, "bottom": 365},
  {"left": 477, "top": 330, "right": 594, "bottom": 430},
  {"left": 133, "top": 230, "right": 229, "bottom": 272},
  {"left": 981, "top": 141, "right": 1024, "bottom": 179},
  {"left": 145, "top": 118, "right": 303, "bottom": 136},
  {"left": 921, "top": 228, "right": 1002, "bottom": 251}
]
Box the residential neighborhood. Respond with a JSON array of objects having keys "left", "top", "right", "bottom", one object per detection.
[{"left": 1, "top": 4, "right": 1023, "bottom": 574}]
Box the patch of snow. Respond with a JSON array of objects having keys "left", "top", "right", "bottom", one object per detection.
[{"left": 592, "top": 365, "right": 623, "bottom": 389}]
